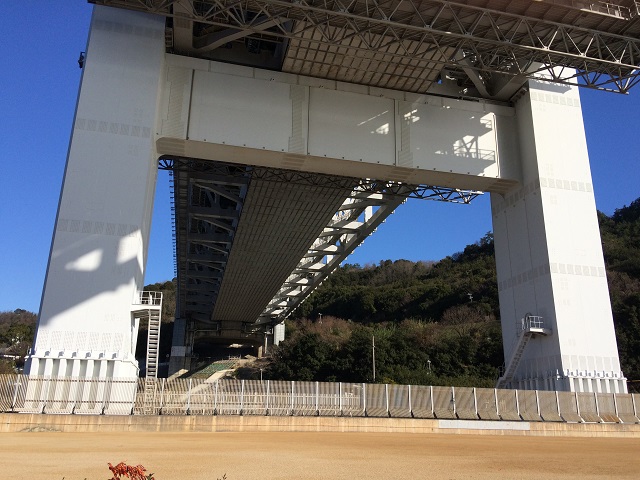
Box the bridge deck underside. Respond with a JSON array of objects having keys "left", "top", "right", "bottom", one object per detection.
[
  {"left": 211, "top": 175, "right": 355, "bottom": 323},
  {"left": 174, "top": 161, "right": 356, "bottom": 344}
]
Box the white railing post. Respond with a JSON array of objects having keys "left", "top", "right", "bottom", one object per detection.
[
  {"left": 494, "top": 388, "right": 499, "bottom": 418},
  {"left": 241, "top": 379, "right": 245, "bottom": 415},
  {"left": 430, "top": 385, "right": 434, "bottom": 417},
  {"left": 290, "top": 381, "right": 295, "bottom": 415},
  {"left": 515, "top": 389, "right": 520, "bottom": 419},
  {"left": 613, "top": 392, "right": 619, "bottom": 419},
  {"left": 385, "top": 384, "right": 389, "bottom": 416},
  {"left": 187, "top": 378, "right": 192, "bottom": 415},
  {"left": 339, "top": 383, "right": 343, "bottom": 416},
  {"left": 473, "top": 387, "right": 478, "bottom": 418},
  {"left": 594, "top": 391, "right": 601, "bottom": 422},
  {"left": 214, "top": 380, "right": 218, "bottom": 415},
  {"left": 265, "top": 380, "right": 270, "bottom": 415},
  {"left": 575, "top": 391, "right": 581, "bottom": 420},
  {"left": 408, "top": 385, "right": 412, "bottom": 417},
  {"left": 535, "top": 390, "right": 541, "bottom": 418},
  {"left": 11, "top": 377, "right": 21, "bottom": 412},
  {"left": 451, "top": 386, "right": 456, "bottom": 416},
  {"left": 42, "top": 377, "right": 52, "bottom": 414},
  {"left": 315, "top": 381, "right": 319, "bottom": 415},
  {"left": 555, "top": 390, "right": 561, "bottom": 417},
  {"left": 100, "top": 378, "right": 108, "bottom": 415}
]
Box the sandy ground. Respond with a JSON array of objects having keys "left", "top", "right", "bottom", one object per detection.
[{"left": 1, "top": 431, "right": 639, "bottom": 480}]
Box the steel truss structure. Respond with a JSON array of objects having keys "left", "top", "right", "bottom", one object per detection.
[
  {"left": 165, "top": 159, "right": 250, "bottom": 327},
  {"left": 90, "top": 0, "right": 640, "bottom": 96},
  {"left": 160, "top": 157, "right": 481, "bottom": 332}
]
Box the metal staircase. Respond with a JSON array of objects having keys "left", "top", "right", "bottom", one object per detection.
[
  {"left": 145, "top": 306, "right": 162, "bottom": 379},
  {"left": 496, "top": 314, "right": 551, "bottom": 389},
  {"left": 131, "top": 291, "right": 162, "bottom": 414}
]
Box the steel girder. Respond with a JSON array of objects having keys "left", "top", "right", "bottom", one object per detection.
[
  {"left": 89, "top": 0, "right": 640, "bottom": 95},
  {"left": 254, "top": 184, "right": 412, "bottom": 324},
  {"left": 161, "top": 158, "right": 251, "bottom": 325},
  {"left": 161, "top": 158, "right": 482, "bottom": 331}
]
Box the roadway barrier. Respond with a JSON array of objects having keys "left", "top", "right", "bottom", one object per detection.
[
  {"left": 496, "top": 389, "right": 520, "bottom": 421},
  {"left": 0, "top": 374, "right": 638, "bottom": 425},
  {"left": 475, "top": 387, "right": 500, "bottom": 420},
  {"left": 538, "top": 390, "right": 563, "bottom": 422}
]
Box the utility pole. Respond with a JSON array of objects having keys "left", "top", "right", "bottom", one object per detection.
[{"left": 372, "top": 334, "right": 376, "bottom": 382}]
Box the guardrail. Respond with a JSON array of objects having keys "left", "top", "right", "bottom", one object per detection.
[
  {"left": 1, "top": 374, "right": 638, "bottom": 423},
  {"left": 133, "top": 290, "right": 162, "bottom": 306}
]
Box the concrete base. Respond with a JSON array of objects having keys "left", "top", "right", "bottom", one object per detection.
[{"left": 2, "top": 413, "right": 639, "bottom": 437}]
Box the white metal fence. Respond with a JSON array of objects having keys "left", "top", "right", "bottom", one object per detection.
[{"left": 1, "top": 374, "right": 639, "bottom": 424}]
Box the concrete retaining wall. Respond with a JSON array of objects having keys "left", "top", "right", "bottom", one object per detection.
[{"left": 2, "top": 413, "right": 639, "bottom": 437}]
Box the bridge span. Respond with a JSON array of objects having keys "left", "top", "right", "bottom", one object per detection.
[{"left": 27, "top": 1, "right": 640, "bottom": 394}]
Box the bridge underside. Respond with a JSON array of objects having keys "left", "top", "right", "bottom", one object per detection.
[{"left": 165, "top": 156, "right": 479, "bottom": 362}]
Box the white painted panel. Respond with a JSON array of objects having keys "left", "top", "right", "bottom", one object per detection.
[
  {"left": 308, "top": 88, "right": 395, "bottom": 164},
  {"left": 189, "top": 70, "right": 292, "bottom": 152},
  {"left": 403, "top": 102, "right": 499, "bottom": 177}
]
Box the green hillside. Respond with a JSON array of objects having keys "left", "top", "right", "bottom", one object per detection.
[{"left": 267, "top": 198, "right": 640, "bottom": 389}]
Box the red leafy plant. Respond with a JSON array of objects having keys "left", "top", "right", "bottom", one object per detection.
[{"left": 107, "top": 462, "right": 155, "bottom": 480}]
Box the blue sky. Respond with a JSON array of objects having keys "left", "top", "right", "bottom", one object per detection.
[{"left": 1, "top": 2, "right": 639, "bottom": 313}]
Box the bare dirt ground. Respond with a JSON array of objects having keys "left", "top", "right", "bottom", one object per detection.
[{"left": 2, "top": 431, "right": 639, "bottom": 480}]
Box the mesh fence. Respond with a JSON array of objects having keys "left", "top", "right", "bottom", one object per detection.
[
  {"left": 269, "top": 381, "right": 293, "bottom": 416},
  {"left": 216, "top": 379, "right": 243, "bottom": 415},
  {"left": 0, "top": 376, "right": 137, "bottom": 415},
  {"left": 242, "top": 380, "right": 268, "bottom": 416},
  {"left": 317, "top": 381, "right": 340, "bottom": 417},
  {"left": 157, "top": 378, "right": 191, "bottom": 415},
  {"left": 292, "top": 381, "right": 316, "bottom": 416},
  {"left": 0, "top": 374, "right": 633, "bottom": 424},
  {"left": 188, "top": 379, "right": 218, "bottom": 416},
  {"left": 342, "top": 383, "right": 366, "bottom": 417},
  {"left": 0, "top": 374, "right": 18, "bottom": 412}
]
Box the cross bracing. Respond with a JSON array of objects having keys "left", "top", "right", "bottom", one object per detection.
[
  {"left": 160, "top": 158, "right": 481, "bottom": 345},
  {"left": 90, "top": 0, "right": 640, "bottom": 96}
]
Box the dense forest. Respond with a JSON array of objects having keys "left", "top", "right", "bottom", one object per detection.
[
  {"left": 268, "top": 234, "right": 502, "bottom": 387},
  {"left": 1, "top": 197, "right": 639, "bottom": 390}
]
